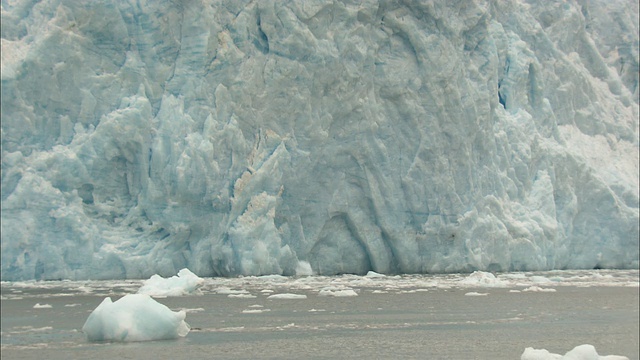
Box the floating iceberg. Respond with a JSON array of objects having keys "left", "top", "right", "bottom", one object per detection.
[
  {"left": 82, "top": 294, "right": 190, "bottom": 342},
  {"left": 521, "top": 344, "right": 628, "bottom": 360},
  {"left": 1, "top": 0, "right": 638, "bottom": 280},
  {"left": 137, "top": 268, "right": 204, "bottom": 297}
]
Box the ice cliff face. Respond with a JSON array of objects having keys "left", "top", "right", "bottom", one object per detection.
[{"left": 1, "top": 0, "right": 638, "bottom": 280}]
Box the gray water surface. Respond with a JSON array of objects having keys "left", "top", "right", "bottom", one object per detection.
[{"left": 1, "top": 272, "right": 638, "bottom": 359}]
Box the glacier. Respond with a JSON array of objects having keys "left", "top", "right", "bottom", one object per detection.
[{"left": 1, "top": 0, "right": 638, "bottom": 281}]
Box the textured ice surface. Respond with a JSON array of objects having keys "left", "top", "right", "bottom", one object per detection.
[
  {"left": 459, "top": 270, "right": 508, "bottom": 287},
  {"left": 81, "top": 294, "right": 190, "bottom": 342},
  {"left": 318, "top": 288, "right": 359, "bottom": 297},
  {"left": 1, "top": 0, "right": 638, "bottom": 280},
  {"left": 521, "top": 344, "right": 629, "bottom": 360},
  {"left": 137, "top": 268, "right": 204, "bottom": 296},
  {"left": 267, "top": 293, "right": 307, "bottom": 300},
  {"left": 1, "top": 270, "right": 638, "bottom": 301}
]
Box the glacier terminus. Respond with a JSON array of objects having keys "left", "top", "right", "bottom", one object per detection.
[{"left": 1, "top": 0, "right": 638, "bottom": 280}]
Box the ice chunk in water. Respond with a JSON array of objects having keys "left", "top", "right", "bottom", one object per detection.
[{"left": 82, "top": 294, "right": 190, "bottom": 342}]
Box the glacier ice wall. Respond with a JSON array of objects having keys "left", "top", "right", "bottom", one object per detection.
[{"left": 1, "top": 0, "right": 638, "bottom": 280}]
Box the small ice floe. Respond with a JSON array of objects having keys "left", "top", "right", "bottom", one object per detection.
[
  {"left": 267, "top": 293, "right": 307, "bottom": 300},
  {"left": 398, "top": 289, "right": 429, "bottom": 294},
  {"left": 180, "top": 307, "right": 205, "bottom": 313},
  {"left": 364, "top": 271, "right": 386, "bottom": 278},
  {"left": 77, "top": 286, "right": 94, "bottom": 294},
  {"left": 9, "top": 326, "right": 53, "bottom": 334},
  {"left": 522, "top": 286, "right": 556, "bottom": 292},
  {"left": 318, "top": 288, "right": 358, "bottom": 297},
  {"left": 215, "top": 287, "right": 250, "bottom": 295},
  {"left": 256, "top": 275, "right": 288, "bottom": 281},
  {"left": 33, "top": 303, "right": 52, "bottom": 309},
  {"left": 371, "top": 290, "right": 389, "bottom": 294},
  {"left": 64, "top": 303, "right": 82, "bottom": 307},
  {"left": 82, "top": 294, "right": 190, "bottom": 342},
  {"left": 464, "top": 292, "right": 489, "bottom": 296},
  {"left": 459, "top": 271, "right": 508, "bottom": 287},
  {"left": 521, "top": 344, "right": 628, "bottom": 360},
  {"left": 530, "top": 276, "right": 553, "bottom": 284},
  {"left": 242, "top": 309, "right": 271, "bottom": 314},
  {"left": 137, "top": 268, "right": 204, "bottom": 297},
  {"left": 228, "top": 293, "right": 256, "bottom": 299}
]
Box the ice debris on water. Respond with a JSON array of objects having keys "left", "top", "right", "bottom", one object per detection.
[{"left": 82, "top": 294, "right": 190, "bottom": 342}]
